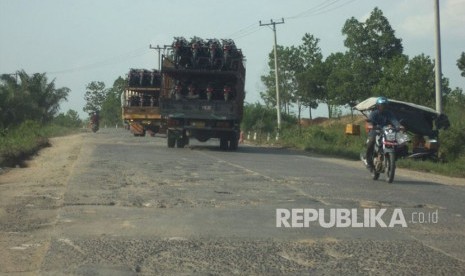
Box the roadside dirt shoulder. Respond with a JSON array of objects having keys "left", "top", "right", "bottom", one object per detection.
[{"left": 0, "top": 133, "right": 85, "bottom": 274}]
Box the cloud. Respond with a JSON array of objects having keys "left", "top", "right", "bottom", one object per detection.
[
  {"left": 442, "top": 0, "right": 465, "bottom": 39},
  {"left": 398, "top": 0, "right": 465, "bottom": 39}
]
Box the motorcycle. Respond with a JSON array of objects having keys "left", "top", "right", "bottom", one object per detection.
[
  {"left": 172, "top": 37, "right": 191, "bottom": 68},
  {"left": 91, "top": 122, "right": 99, "bottom": 133},
  {"left": 90, "top": 112, "right": 100, "bottom": 133},
  {"left": 207, "top": 39, "right": 223, "bottom": 70},
  {"left": 362, "top": 125, "right": 409, "bottom": 183}
]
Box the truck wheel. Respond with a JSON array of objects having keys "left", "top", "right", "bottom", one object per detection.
[
  {"left": 176, "top": 138, "right": 185, "bottom": 148},
  {"left": 220, "top": 137, "right": 228, "bottom": 150},
  {"left": 167, "top": 131, "right": 175, "bottom": 148},
  {"left": 183, "top": 136, "right": 189, "bottom": 146},
  {"left": 229, "top": 135, "right": 238, "bottom": 151}
]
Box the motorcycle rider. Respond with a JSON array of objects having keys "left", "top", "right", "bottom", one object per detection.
[
  {"left": 90, "top": 111, "right": 100, "bottom": 127},
  {"left": 365, "top": 97, "right": 400, "bottom": 170}
]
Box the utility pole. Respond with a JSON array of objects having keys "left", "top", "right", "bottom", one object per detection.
[
  {"left": 434, "top": 0, "right": 443, "bottom": 113},
  {"left": 260, "top": 18, "right": 285, "bottom": 134},
  {"left": 149, "top": 45, "right": 165, "bottom": 70}
]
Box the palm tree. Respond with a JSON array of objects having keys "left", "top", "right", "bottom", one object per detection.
[{"left": 0, "top": 70, "right": 69, "bottom": 127}]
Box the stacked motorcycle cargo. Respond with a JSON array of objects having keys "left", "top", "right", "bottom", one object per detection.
[
  {"left": 121, "top": 69, "right": 163, "bottom": 136},
  {"left": 170, "top": 36, "right": 243, "bottom": 70},
  {"left": 128, "top": 69, "right": 161, "bottom": 88},
  {"left": 124, "top": 69, "right": 162, "bottom": 107},
  {"left": 160, "top": 36, "right": 246, "bottom": 150}
]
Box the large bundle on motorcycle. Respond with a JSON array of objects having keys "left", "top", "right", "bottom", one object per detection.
[{"left": 355, "top": 97, "right": 450, "bottom": 161}]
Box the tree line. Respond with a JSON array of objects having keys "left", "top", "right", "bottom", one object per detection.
[
  {"left": 0, "top": 70, "right": 73, "bottom": 129},
  {"left": 0, "top": 68, "right": 128, "bottom": 131},
  {"left": 82, "top": 77, "right": 125, "bottom": 127},
  {"left": 260, "top": 7, "right": 464, "bottom": 121}
]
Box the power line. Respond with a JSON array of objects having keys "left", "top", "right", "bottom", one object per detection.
[
  {"left": 227, "top": 22, "right": 258, "bottom": 38},
  {"left": 46, "top": 47, "right": 148, "bottom": 75},
  {"left": 284, "top": 0, "right": 360, "bottom": 20}
]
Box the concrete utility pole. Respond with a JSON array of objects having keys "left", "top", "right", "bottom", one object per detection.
[
  {"left": 149, "top": 45, "right": 165, "bottom": 70},
  {"left": 260, "top": 18, "right": 285, "bottom": 133},
  {"left": 434, "top": 0, "right": 443, "bottom": 113}
]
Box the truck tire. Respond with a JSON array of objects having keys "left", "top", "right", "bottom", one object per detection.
[
  {"left": 176, "top": 138, "right": 185, "bottom": 148},
  {"left": 229, "top": 134, "right": 238, "bottom": 151},
  {"left": 220, "top": 137, "right": 228, "bottom": 150},
  {"left": 167, "top": 131, "right": 175, "bottom": 148}
]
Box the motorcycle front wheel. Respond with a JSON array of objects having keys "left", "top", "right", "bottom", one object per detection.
[
  {"left": 372, "top": 170, "right": 380, "bottom": 180},
  {"left": 385, "top": 152, "right": 396, "bottom": 183}
]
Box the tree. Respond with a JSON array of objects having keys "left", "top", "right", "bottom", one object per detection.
[
  {"left": 241, "top": 102, "right": 297, "bottom": 135},
  {"left": 261, "top": 33, "right": 324, "bottom": 120},
  {"left": 54, "top": 109, "right": 82, "bottom": 128},
  {"left": 100, "top": 77, "right": 125, "bottom": 126},
  {"left": 373, "top": 54, "right": 451, "bottom": 108},
  {"left": 342, "top": 7, "right": 403, "bottom": 63},
  {"left": 260, "top": 45, "right": 298, "bottom": 114},
  {"left": 295, "top": 33, "right": 324, "bottom": 120},
  {"left": 338, "top": 7, "right": 403, "bottom": 110},
  {"left": 83, "top": 81, "right": 107, "bottom": 114},
  {"left": 0, "top": 70, "right": 69, "bottom": 127},
  {"left": 457, "top": 52, "right": 465, "bottom": 77}
]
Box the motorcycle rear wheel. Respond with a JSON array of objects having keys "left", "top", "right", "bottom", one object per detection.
[{"left": 385, "top": 152, "right": 396, "bottom": 183}]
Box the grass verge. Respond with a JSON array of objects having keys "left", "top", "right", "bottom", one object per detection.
[
  {"left": 264, "top": 122, "right": 465, "bottom": 178},
  {"left": 0, "top": 120, "right": 79, "bottom": 167}
]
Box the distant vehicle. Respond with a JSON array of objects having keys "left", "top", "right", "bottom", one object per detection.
[
  {"left": 90, "top": 111, "right": 99, "bottom": 133},
  {"left": 121, "top": 69, "right": 163, "bottom": 136},
  {"left": 159, "top": 37, "right": 246, "bottom": 150}
]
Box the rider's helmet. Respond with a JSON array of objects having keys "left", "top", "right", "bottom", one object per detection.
[{"left": 376, "top": 96, "right": 389, "bottom": 106}]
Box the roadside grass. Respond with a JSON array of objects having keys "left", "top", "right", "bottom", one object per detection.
[
  {"left": 0, "top": 121, "right": 79, "bottom": 167},
  {"left": 279, "top": 123, "right": 366, "bottom": 160},
  {"left": 260, "top": 118, "right": 465, "bottom": 178},
  {"left": 397, "top": 157, "right": 465, "bottom": 178}
]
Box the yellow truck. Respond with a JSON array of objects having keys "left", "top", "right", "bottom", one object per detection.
[{"left": 121, "top": 69, "right": 163, "bottom": 136}]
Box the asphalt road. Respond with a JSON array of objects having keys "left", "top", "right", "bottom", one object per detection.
[{"left": 1, "top": 128, "right": 465, "bottom": 275}]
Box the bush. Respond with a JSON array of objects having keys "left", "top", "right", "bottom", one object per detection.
[{"left": 0, "top": 120, "right": 77, "bottom": 167}]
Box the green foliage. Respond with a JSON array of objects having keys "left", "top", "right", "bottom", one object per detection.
[
  {"left": 281, "top": 123, "right": 366, "bottom": 159},
  {"left": 100, "top": 77, "right": 125, "bottom": 126},
  {"left": 53, "top": 109, "right": 82, "bottom": 128},
  {"left": 0, "top": 70, "right": 69, "bottom": 128},
  {"left": 342, "top": 7, "right": 403, "bottom": 62},
  {"left": 0, "top": 120, "right": 77, "bottom": 166},
  {"left": 439, "top": 90, "right": 465, "bottom": 161},
  {"left": 83, "top": 81, "right": 107, "bottom": 114},
  {"left": 260, "top": 7, "right": 406, "bottom": 117},
  {"left": 261, "top": 33, "right": 324, "bottom": 118},
  {"left": 457, "top": 52, "right": 465, "bottom": 77},
  {"left": 241, "top": 102, "right": 296, "bottom": 134},
  {"left": 82, "top": 77, "right": 125, "bottom": 126}
]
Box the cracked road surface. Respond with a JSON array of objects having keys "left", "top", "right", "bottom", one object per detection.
[{"left": 1, "top": 129, "right": 464, "bottom": 275}]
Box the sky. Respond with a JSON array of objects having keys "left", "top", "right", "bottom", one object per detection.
[{"left": 1, "top": 0, "right": 464, "bottom": 119}]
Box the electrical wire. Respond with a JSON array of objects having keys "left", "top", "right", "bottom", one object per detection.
[
  {"left": 44, "top": 0, "right": 359, "bottom": 75},
  {"left": 46, "top": 47, "right": 149, "bottom": 75}
]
